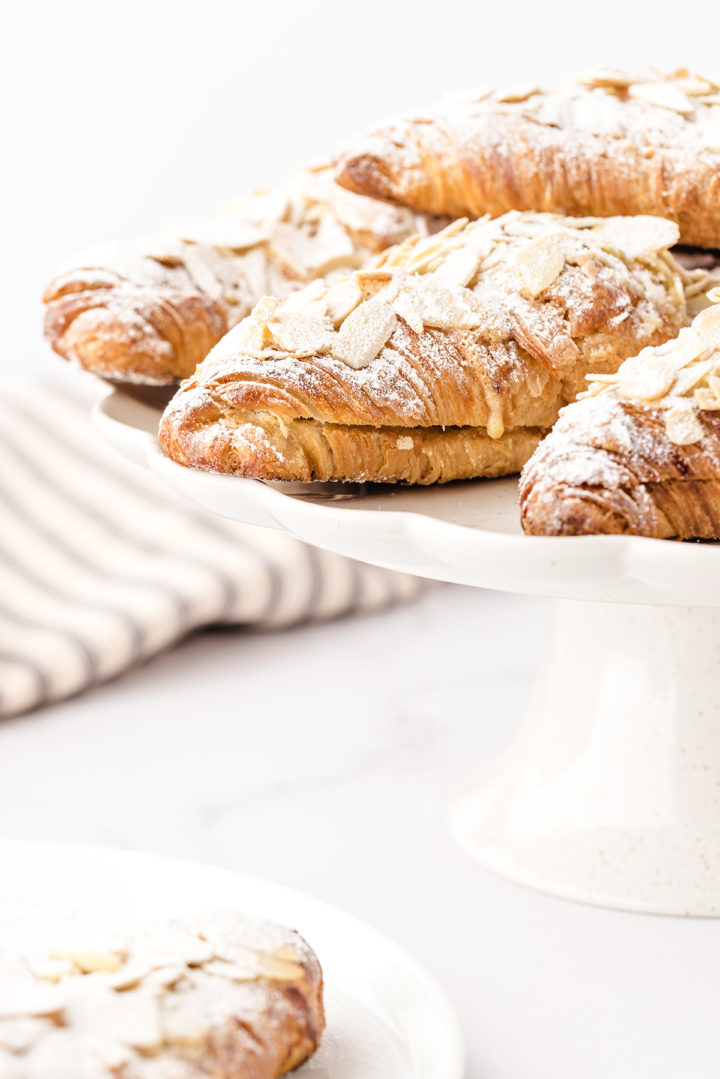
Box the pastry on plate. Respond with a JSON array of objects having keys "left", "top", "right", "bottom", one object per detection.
[
  {"left": 0, "top": 911, "right": 324, "bottom": 1078},
  {"left": 519, "top": 288, "right": 720, "bottom": 538},
  {"left": 335, "top": 69, "right": 720, "bottom": 248},
  {"left": 159, "top": 211, "right": 705, "bottom": 486},
  {"left": 42, "top": 167, "right": 440, "bottom": 386}
]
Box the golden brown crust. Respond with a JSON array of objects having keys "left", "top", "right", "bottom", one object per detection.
[
  {"left": 43, "top": 169, "right": 440, "bottom": 386},
  {"left": 519, "top": 399, "right": 720, "bottom": 538},
  {"left": 160, "top": 213, "right": 692, "bottom": 485},
  {"left": 335, "top": 70, "right": 720, "bottom": 248},
  {"left": 0, "top": 913, "right": 325, "bottom": 1079}
]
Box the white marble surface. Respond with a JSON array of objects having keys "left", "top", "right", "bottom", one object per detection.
[{"left": 2, "top": 584, "right": 720, "bottom": 1078}]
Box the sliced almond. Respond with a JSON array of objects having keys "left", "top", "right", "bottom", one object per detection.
[
  {"left": 665, "top": 406, "right": 705, "bottom": 445},
  {"left": 433, "top": 245, "right": 482, "bottom": 288},
  {"left": 580, "top": 68, "right": 636, "bottom": 90},
  {"left": 494, "top": 84, "right": 539, "bottom": 103},
  {"left": 181, "top": 246, "right": 226, "bottom": 300},
  {"left": 232, "top": 296, "right": 281, "bottom": 352},
  {"left": 270, "top": 221, "right": 314, "bottom": 277},
  {"left": 355, "top": 270, "right": 393, "bottom": 285},
  {"left": 28, "top": 958, "right": 74, "bottom": 983},
  {"left": 413, "top": 281, "right": 484, "bottom": 330},
  {"left": 695, "top": 387, "right": 720, "bottom": 410},
  {"left": 629, "top": 81, "right": 694, "bottom": 115},
  {"left": 617, "top": 357, "right": 677, "bottom": 401},
  {"left": 674, "top": 74, "right": 717, "bottom": 97},
  {"left": 232, "top": 318, "right": 267, "bottom": 353},
  {"left": 174, "top": 218, "right": 267, "bottom": 251},
  {"left": 143, "top": 964, "right": 186, "bottom": 992},
  {"left": 673, "top": 359, "right": 714, "bottom": 397},
  {"left": 393, "top": 289, "right": 425, "bottom": 334},
  {"left": 325, "top": 278, "right": 363, "bottom": 325},
  {"left": 332, "top": 299, "right": 397, "bottom": 369},
  {"left": 280, "top": 278, "right": 327, "bottom": 315},
  {"left": 267, "top": 314, "right": 334, "bottom": 355},
  {"left": 515, "top": 235, "right": 566, "bottom": 296},
  {"left": 302, "top": 213, "right": 356, "bottom": 274},
  {"left": 592, "top": 216, "right": 680, "bottom": 259},
  {"left": 202, "top": 958, "right": 259, "bottom": 982},
  {"left": 51, "top": 947, "right": 125, "bottom": 974},
  {"left": 257, "top": 954, "right": 306, "bottom": 983}
]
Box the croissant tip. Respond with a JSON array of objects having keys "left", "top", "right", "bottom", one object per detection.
[{"left": 334, "top": 154, "right": 395, "bottom": 202}]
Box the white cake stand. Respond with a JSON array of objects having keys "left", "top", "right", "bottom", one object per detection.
[{"left": 95, "top": 388, "right": 720, "bottom": 917}]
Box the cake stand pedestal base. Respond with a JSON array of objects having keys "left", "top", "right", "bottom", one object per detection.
[{"left": 451, "top": 599, "right": 720, "bottom": 915}]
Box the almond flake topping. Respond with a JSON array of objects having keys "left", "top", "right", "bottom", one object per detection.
[
  {"left": 333, "top": 298, "right": 397, "bottom": 369},
  {"left": 628, "top": 81, "right": 694, "bottom": 115},
  {"left": 515, "top": 235, "right": 567, "bottom": 296},
  {"left": 664, "top": 405, "right": 706, "bottom": 445},
  {"left": 325, "top": 278, "right": 364, "bottom": 325},
  {"left": 220, "top": 210, "right": 700, "bottom": 377},
  {"left": 494, "top": 84, "right": 540, "bottom": 103},
  {"left": 590, "top": 216, "right": 680, "bottom": 260},
  {"left": 267, "top": 313, "right": 335, "bottom": 355}
]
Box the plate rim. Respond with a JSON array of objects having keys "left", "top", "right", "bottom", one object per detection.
[{"left": 95, "top": 387, "right": 720, "bottom": 606}]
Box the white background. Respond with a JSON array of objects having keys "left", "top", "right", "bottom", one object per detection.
[
  {"left": 4, "top": 0, "right": 720, "bottom": 377},
  {"left": 4, "top": 5, "right": 720, "bottom": 1077}
]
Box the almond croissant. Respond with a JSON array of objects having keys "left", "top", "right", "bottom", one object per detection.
[
  {"left": 159, "top": 212, "right": 706, "bottom": 486},
  {"left": 335, "top": 69, "right": 720, "bottom": 249},
  {"left": 42, "top": 167, "right": 440, "bottom": 386},
  {"left": 0, "top": 912, "right": 324, "bottom": 1078},
  {"left": 520, "top": 288, "right": 720, "bottom": 538}
]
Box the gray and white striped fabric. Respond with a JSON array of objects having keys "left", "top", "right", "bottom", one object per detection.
[{"left": 0, "top": 379, "right": 422, "bottom": 718}]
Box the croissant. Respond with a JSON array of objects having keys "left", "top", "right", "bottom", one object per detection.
[
  {"left": 0, "top": 912, "right": 324, "bottom": 1078},
  {"left": 42, "top": 167, "right": 439, "bottom": 386},
  {"left": 335, "top": 69, "right": 720, "bottom": 249},
  {"left": 520, "top": 288, "right": 720, "bottom": 538},
  {"left": 159, "top": 212, "right": 705, "bottom": 486}
]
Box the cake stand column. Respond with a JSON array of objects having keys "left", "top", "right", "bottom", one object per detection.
[{"left": 451, "top": 599, "right": 720, "bottom": 915}]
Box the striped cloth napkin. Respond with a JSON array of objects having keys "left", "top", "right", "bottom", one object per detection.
[{"left": 0, "top": 379, "right": 422, "bottom": 718}]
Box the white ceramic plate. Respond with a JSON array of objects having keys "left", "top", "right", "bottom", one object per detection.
[
  {"left": 94, "top": 387, "right": 720, "bottom": 606},
  {"left": 0, "top": 841, "right": 464, "bottom": 1079}
]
